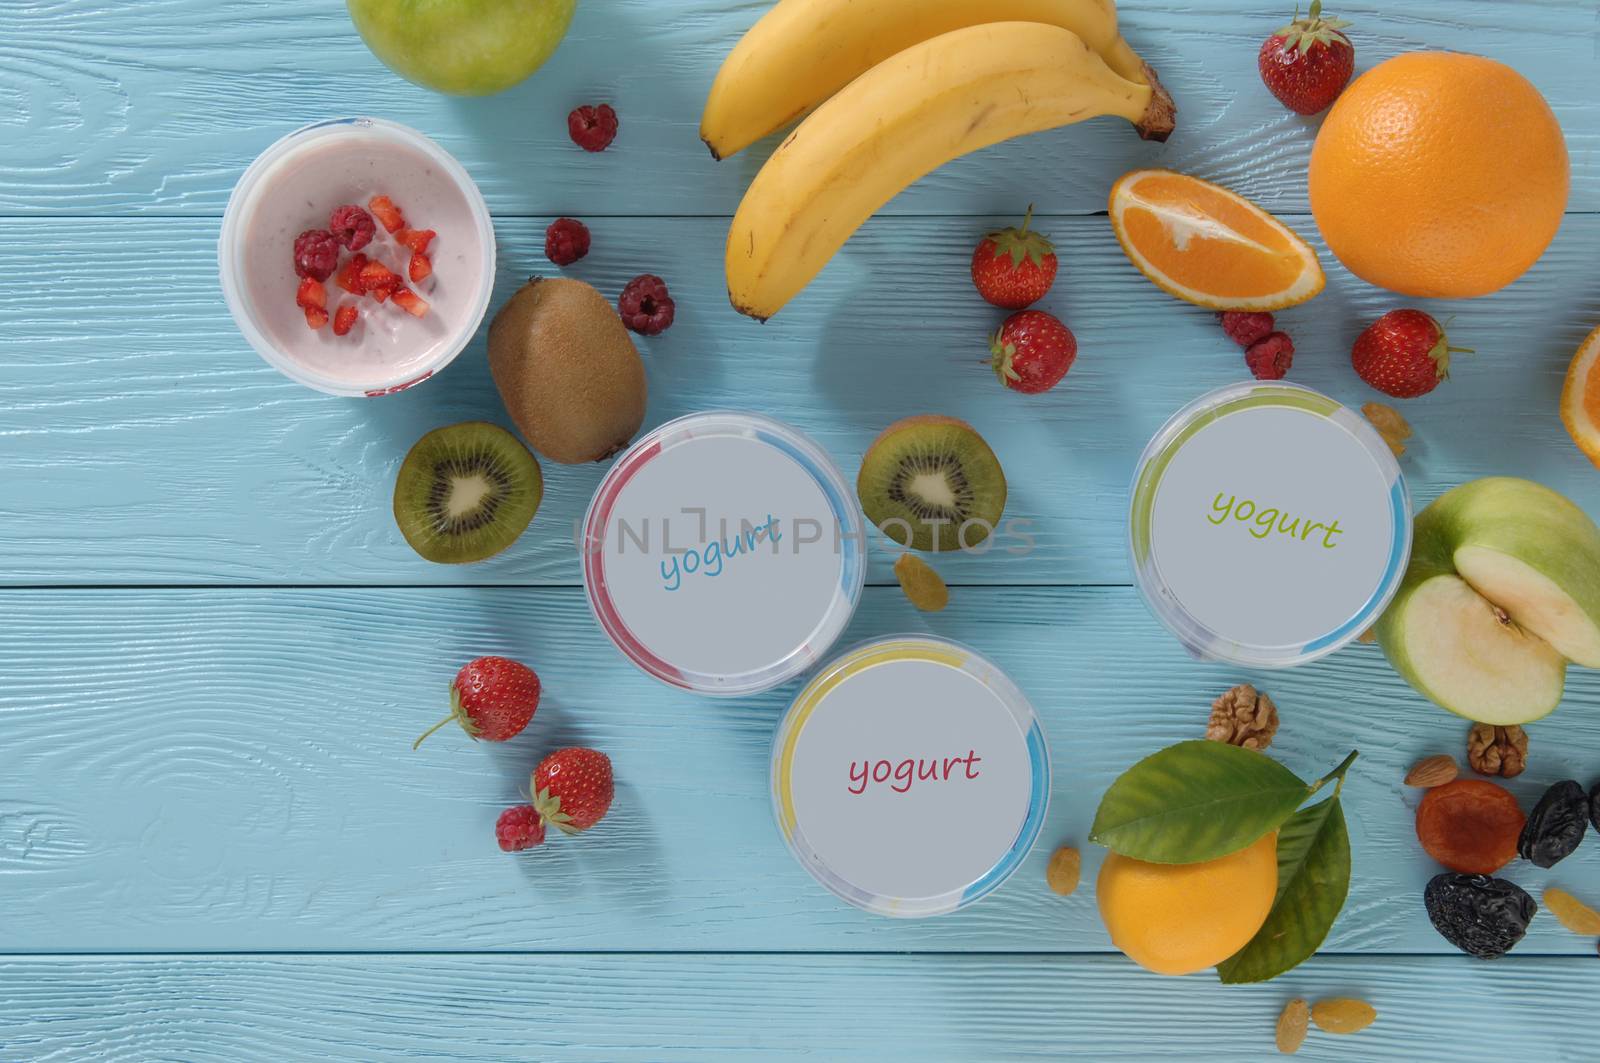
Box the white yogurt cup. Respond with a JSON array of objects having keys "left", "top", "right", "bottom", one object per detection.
[
  {"left": 219, "top": 117, "right": 495, "bottom": 397},
  {"left": 582, "top": 412, "right": 867, "bottom": 696},
  {"left": 1129, "top": 382, "right": 1412, "bottom": 667},
  {"left": 772, "top": 636, "right": 1051, "bottom": 917}
]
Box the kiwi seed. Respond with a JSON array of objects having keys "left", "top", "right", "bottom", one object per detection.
[
  {"left": 393, "top": 421, "right": 543, "bottom": 564},
  {"left": 857, "top": 415, "right": 1007, "bottom": 553}
]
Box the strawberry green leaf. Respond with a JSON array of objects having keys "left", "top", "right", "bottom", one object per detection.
[
  {"left": 1089, "top": 740, "right": 1309, "bottom": 864},
  {"left": 1216, "top": 795, "right": 1351, "bottom": 984}
]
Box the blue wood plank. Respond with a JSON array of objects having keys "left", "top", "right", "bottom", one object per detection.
[
  {"left": 1, "top": 0, "right": 1596, "bottom": 216},
  {"left": 5, "top": 585, "right": 1598, "bottom": 953},
  {"left": 2, "top": 953, "right": 1597, "bottom": 1062},
  {"left": 2, "top": 215, "right": 1597, "bottom": 585}
]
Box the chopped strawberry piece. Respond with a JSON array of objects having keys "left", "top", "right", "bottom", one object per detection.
[
  {"left": 332, "top": 304, "right": 359, "bottom": 337},
  {"left": 368, "top": 195, "right": 405, "bottom": 234},
  {"left": 395, "top": 228, "right": 436, "bottom": 255},
  {"left": 358, "top": 260, "right": 402, "bottom": 301},
  {"left": 392, "top": 288, "right": 430, "bottom": 318},
  {"left": 304, "top": 305, "right": 329, "bottom": 330},
  {"left": 335, "top": 253, "right": 370, "bottom": 294},
  {"left": 409, "top": 252, "right": 432, "bottom": 282},
  {"left": 296, "top": 277, "right": 327, "bottom": 311}
]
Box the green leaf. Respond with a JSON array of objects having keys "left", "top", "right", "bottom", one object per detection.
[
  {"left": 1089, "top": 740, "right": 1309, "bottom": 864},
  {"left": 1216, "top": 796, "right": 1351, "bottom": 984}
]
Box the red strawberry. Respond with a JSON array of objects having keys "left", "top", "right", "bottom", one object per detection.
[
  {"left": 1258, "top": 1, "right": 1354, "bottom": 116},
  {"left": 990, "top": 310, "right": 1077, "bottom": 394},
  {"left": 1352, "top": 309, "right": 1470, "bottom": 398},
  {"left": 408, "top": 252, "right": 432, "bottom": 283},
  {"left": 295, "top": 276, "right": 327, "bottom": 311},
  {"left": 395, "top": 228, "right": 436, "bottom": 255},
  {"left": 971, "top": 206, "right": 1057, "bottom": 309},
  {"left": 413, "top": 656, "right": 541, "bottom": 750},
  {"left": 332, "top": 303, "right": 359, "bottom": 337},
  {"left": 335, "top": 253, "right": 370, "bottom": 295},
  {"left": 303, "top": 306, "right": 329, "bottom": 330},
  {"left": 368, "top": 195, "right": 406, "bottom": 234},
  {"left": 533, "top": 748, "right": 614, "bottom": 835},
  {"left": 392, "top": 287, "right": 430, "bottom": 318},
  {"left": 495, "top": 806, "right": 546, "bottom": 852},
  {"left": 359, "top": 260, "right": 402, "bottom": 300}
]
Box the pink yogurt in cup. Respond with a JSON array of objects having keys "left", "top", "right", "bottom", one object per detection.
[{"left": 219, "top": 118, "right": 495, "bottom": 397}]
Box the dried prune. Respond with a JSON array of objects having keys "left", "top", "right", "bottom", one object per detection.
[
  {"left": 1589, "top": 780, "right": 1600, "bottom": 836},
  {"left": 1518, "top": 780, "right": 1589, "bottom": 868},
  {"left": 1415, "top": 779, "right": 1524, "bottom": 874},
  {"left": 1424, "top": 873, "right": 1537, "bottom": 959}
]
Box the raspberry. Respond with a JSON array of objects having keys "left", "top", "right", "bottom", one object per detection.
[
  {"left": 568, "top": 103, "right": 618, "bottom": 152},
  {"left": 328, "top": 205, "right": 376, "bottom": 251},
  {"left": 292, "top": 229, "right": 340, "bottom": 281},
  {"left": 618, "top": 274, "right": 675, "bottom": 336},
  {"left": 544, "top": 217, "right": 591, "bottom": 266},
  {"left": 1219, "top": 310, "right": 1276, "bottom": 348},
  {"left": 495, "top": 806, "right": 545, "bottom": 852},
  {"left": 1245, "top": 331, "right": 1295, "bottom": 379}
]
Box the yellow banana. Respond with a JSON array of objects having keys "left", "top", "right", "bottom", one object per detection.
[
  {"left": 726, "top": 22, "right": 1176, "bottom": 321},
  {"left": 701, "top": 0, "right": 1168, "bottom": 160}
]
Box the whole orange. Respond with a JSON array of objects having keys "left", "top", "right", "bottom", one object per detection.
[{"left": 1308, "top": 52, "right": 1567, "bottom": 298}]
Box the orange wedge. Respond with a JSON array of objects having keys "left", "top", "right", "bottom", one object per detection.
[
  {"left": 1108, "top": 169, "right": 1325, "bottom": 311},
  {"left": 1561, "top": 325, "right": 1600, "bottom": 468}
]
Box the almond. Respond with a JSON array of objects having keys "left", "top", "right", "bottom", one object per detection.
[{"left": 1404, "top": 754, "right": 1458, "bottom": 788}]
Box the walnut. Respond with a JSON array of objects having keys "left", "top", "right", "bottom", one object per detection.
[
  {"left": 1467, "top": 723, "right": 1527, "bottom": 778},
  {"left": 1207, "top": 684, "right": 1279, "bottom": 750}
]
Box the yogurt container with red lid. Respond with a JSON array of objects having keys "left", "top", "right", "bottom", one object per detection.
[
  {"left": 219, "top": 117, "right": 495, "bottom": 397},
  {"left": 581, "top": 411, "right": 866, "bottom": 696},
  {"left": 1129, "top": 381, "right": 1412, "bottom": 667},
  {"left": 772, "top": 636, "right": 1050, "bottom": 917}
]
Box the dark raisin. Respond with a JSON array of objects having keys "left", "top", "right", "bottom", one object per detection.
[
  {"left": 1518, "top": 779, "right": 1589, "bottom": 868},
  {"left": 1424, "top": 873, "right": 1536, "bottom": 959}
]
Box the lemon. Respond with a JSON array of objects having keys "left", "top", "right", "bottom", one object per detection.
[{"left": 1097, "top": 831, "right": 1278, "bottom": 975}]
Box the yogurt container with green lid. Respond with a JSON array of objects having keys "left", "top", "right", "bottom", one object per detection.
[
  {"left": 1129, "top": 382, "right": 1411, "bottom": 667},
  {"left": 772, "top": 636, "right": 1050, "bottom": 917}
]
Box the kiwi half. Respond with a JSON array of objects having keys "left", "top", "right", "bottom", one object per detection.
[
  {"left": 857, "top": 415, "right": 1007, "bottom": 553},
  {"left": 393, "top": 422, "right": 543, "bottom": 564}
]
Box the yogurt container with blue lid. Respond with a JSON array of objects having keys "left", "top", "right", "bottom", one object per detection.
[
  {"left": 582, "top": 411, "right": 865, "bottom": 696},
  {"left": 772, "top": 636, "right": 1050, "bottom": 917},
  {"left": 1129, "top": 381, "right": 1411, "bottom": 667}
]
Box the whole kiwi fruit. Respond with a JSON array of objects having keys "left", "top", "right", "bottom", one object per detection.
[{"left": 488, "top": 277, "right": 647, "bottom": 464}]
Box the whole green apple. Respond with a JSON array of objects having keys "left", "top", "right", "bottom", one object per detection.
[
  {"left": 348, "top": 0, "right": 577, "bottom": 96},
  {"left": 1376, "top": 477, "right": 1600, "bottom": 724}
]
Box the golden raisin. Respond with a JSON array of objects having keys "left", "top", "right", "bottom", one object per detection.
[
  {"left": 894, "top": 553, "right": 948, "bottom": 612},
  {"left": 1045, "top": 846, "right": 1080, "bottom": 896},
  {"left": 1362, "top": 402, "right": 1412, "bottom": 457},
  {"left": 1275, "top": 998, "right": 1309, "bottom": 1054},
  {"left": 1544, "top": 887, "right": 1600, "bottom": 935},
  {"left": 1311, "top": 998, "right": 1376, "bottom": 1034}
]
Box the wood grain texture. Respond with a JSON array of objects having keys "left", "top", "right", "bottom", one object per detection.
[
  {"left": 1, "top": 0, "right": 1596, "bottom": 216},
  {"left": 5, "top": 585, "right": 1598, "bottom": 953},
  {"left": 3, "top": 953, "right": 1598, "bottom": 1062},
  {"left": 3, "top": 214, "right": 1597, "bottom": 586}
]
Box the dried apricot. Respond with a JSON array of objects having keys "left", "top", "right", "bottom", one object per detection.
[
  {"left": 1275, "top": 998, "right": 1309, "bottom": 1053},
  {"left": 1415, "top": 779, "right": 1524, "bottom": 874},
  {"left": 1311, "top": 998, "right": 1376, "bottom": 1034},
  {"left": 1544, "top": 887, "right": 1600, "bottom": 936}
]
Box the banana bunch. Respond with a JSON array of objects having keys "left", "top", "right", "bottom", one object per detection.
[{"left": 704, "top": 3, "right": 1175, "bottom": 320}]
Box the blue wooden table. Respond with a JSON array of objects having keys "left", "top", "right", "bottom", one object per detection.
[{"left": 4, "top": 1, "right": 1600, "bottom": 1059}]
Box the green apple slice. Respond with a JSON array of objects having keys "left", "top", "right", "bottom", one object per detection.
[
  {"left": 1456, "top": 546, "right": 1600, "bottom": 667},
  {"left": 1379, "top": 573, "right": 1567, "bottom": 724}
]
